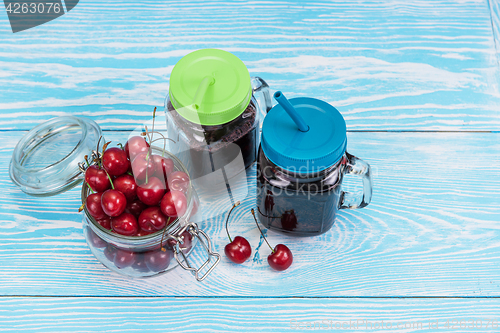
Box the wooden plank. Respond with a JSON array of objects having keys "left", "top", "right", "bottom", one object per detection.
[
  {"left": 0, "top": 0, "right": 499, "bottom": 131},
  {"left": 0, "top": 297, "right": 499, "bottom": 332},
  {"left": 1, "top": 131, "right": 499, "bottom": 297},
  {"left": 490, "top": 0, "right": 500, "bottom": 68}
]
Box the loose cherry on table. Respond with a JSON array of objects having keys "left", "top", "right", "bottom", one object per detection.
[
  {"left": 267, "top": 244, "right": 293, "bottom": 271},
  {"left": 114, "top": 174, "right": 138, "bottom": 202},
  {"left": 160, "top": 190, "right": 187, "bottom": 218},
  {"left": 125, "top": 136, "right": 150, "bottom": 161},
  {"left": 251, "top": 209, "right": 293, "bottom": 271},
  {"left": 137, "top": 176, "right": 166, "bottom": 206},
  {"left": 224, "top": 202, "right": 252, "bottom": 264},
  {"left": 84, "top": 165, "right": 111, "bottom": 193},
  {"left": 101, "top": 189, "right": 127, "bottom": 217},
  {"left": 102, "top": 147, "right": 130, "bottom": 177}
]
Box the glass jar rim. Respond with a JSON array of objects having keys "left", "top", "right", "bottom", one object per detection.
[{"left": 10, "top": 116, "right": 102, "bottom": 197}]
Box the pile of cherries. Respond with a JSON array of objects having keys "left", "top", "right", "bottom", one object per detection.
[{"left": 84, "top": 136, "right": 193, "bottom": 237}]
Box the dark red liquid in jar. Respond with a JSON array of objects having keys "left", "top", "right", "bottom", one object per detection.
[
  {"left": 166, "top": 99, "right": 258, "bottom": 179},
  {"left": 256, "top": 146, "right": 345, "bottom": 236}
]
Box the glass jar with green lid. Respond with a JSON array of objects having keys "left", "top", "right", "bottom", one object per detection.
[{"left": 164, "top": 49, "right": 272, "bottom": 208}]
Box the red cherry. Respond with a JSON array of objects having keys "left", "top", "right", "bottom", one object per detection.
[
  {"left": 152, "top": 155, "right": 174, "bottom": 181},
  {"left": 131, "top": 152, "right": 155, "bottom": 182},
  {"left": 225, "top": 236, "right": 251, "bottom": 264},
  {"left": 101, "top": 189, "right": 127, "bottom": 217},
  {"left": 136, "top": 229, "right": 155, "bottom": 237},
  {"left": 281, "top": 210, "right": 297, "bottom": 231},
  {"left": 96, "top": 216, "right": 112, "bottom": 229},
  {"left": 104, "top": 245, "right": 116, "bottom": 262},
  {"left": 160, "top": 190, "right": 187, "bottom": 218},
  {"left": 114, "top": 248, "right": 135, "bottom": 269},
  {"left": 167, "top": 171, "right": 190, "bottom": 193},
  {"left": 166, "top": 230, "right": 192, "bottom": 252},
  {"left": 102, "top": 147, "right": 129, "bottom": 177},
  {"left": 124, "top": 199, "right": 147, "bottom": 218},
  {"left": 111, "top": 213, "right": 139, "bottom": 236},
  {"left": 137, "top": 176, "right": 166, "bottom": 206},
  {"left": 268, "top": 244, "right": 293, "bottom": 271},
  {"left": 114, "top": 174, "right": 138, "bottom": 202},
  {"left": 131, "top": 253, "right": 150, "bottom": 273},
  {"left": 85, "top": 192, "right": 106, "bottom": 220},
  {"left": 85, "top": 165, "right": 111, "bottom": 192},
  {"left": 125, "top": 136, "right": 150, "bottom": 161},
  {"left": 144, "top": 249, "right": 172, "bottom": 272},
  {"left": 138, "top": 206, "right": 168, "bottom": 232}
]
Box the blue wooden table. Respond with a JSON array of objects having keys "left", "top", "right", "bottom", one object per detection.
[{"left": 1, "top": 0, "right": 500, "bottom": 331}]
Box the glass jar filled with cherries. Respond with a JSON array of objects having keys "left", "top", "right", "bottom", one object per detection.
[{"left": 10, "top": 116, "right": 220, "bottom": 280}]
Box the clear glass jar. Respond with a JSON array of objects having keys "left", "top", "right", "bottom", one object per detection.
[
  {"left": 10, "top": 116, "right": 220, "bottom": 281},
  {"left": 82, "top": 146, "right": 199, "bottom": 278}
]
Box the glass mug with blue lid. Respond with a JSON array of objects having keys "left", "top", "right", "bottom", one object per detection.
[{"left": 256, "top": 92, "right": 373, "bottom": 236}]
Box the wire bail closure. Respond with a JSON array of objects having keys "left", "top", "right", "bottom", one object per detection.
[{"left": 170, "top": 222, "right": 221, "bottom": 282}]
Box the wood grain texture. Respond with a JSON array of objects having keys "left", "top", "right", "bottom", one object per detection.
[
  {"left": 0, "top": 0, "right": 499, "bottom": 131},
  {"left": 0, "top": 297, "right": 499, "bottom": 332},
  {"left": 1, "top": 131, "right": 499, "bottom": 297}
]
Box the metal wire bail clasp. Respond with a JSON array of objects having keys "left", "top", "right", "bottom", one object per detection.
[{"left": 172, "top": 223, "right": 220, "bottom": 282}]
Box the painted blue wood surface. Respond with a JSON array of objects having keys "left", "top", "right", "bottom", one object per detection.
[
  {"left": 1, "top": 131, "right": 499, "bottom": 297},
  {"left": 1, "top": 0, "right": 500, "bottom": 331},
  {"left": 0, "top": 0, "right": 499, "bottom": 131},
  {"left": 1, "top": 297, "right": 500, "bottom": 332}
]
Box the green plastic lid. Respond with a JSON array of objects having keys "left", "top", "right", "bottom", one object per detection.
[{"left": 169, "top": 49, "right": 252, "bottom": 126}]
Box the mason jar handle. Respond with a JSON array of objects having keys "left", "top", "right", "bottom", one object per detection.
[
  {"left": 339, "top": 152, "right": 373, "bottom": 209},
  {"left": 251, "top": 76, "right": 272, "bottom": 113},
  {"left": 172, "top": 223, "right": 220, "bottom": 282}
]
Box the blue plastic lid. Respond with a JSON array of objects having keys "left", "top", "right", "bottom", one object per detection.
[{"left": 261, "top": 96, "right": 347, "bottom": 174}]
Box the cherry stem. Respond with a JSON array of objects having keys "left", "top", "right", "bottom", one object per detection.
[
  {"left": 257, "top": 206, "right": 282, "bottom": 219},
  {"left": 84, "top": 155, "right": 90, "bottom": 167},
  {"left": 117, "top": 143, "right": 124, "bottom": 150},
  {"left": 225, "top": 201, "right": 240, "bottom": 243},
  {"left": 251, "top": 209, "right": 274, "bottom": 253},
  {"left": 151, "top": 107, "right": 156, "bottom": 145},
  {"left": 105, "top": 170, "right": 114, "bottom": 190}
]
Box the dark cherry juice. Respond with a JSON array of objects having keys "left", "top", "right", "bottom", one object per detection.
[
  {"left": 166, "top": 99, "right": 258, "bottom": 180},
  {"left": 256, "top": 147, "right": 345, "bottom": 236}
]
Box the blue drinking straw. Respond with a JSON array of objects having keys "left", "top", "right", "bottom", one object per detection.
[{"left": 274, "top": 91, "right": 309, "bottom": 132}]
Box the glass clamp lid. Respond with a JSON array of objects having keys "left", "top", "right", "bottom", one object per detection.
[{"left": 10, "top": 116, "right": 103, "bottom": 197}]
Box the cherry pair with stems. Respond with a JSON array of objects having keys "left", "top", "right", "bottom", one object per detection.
[{"left": 224, "top": 202, "right": 293, "bottom": 271}]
